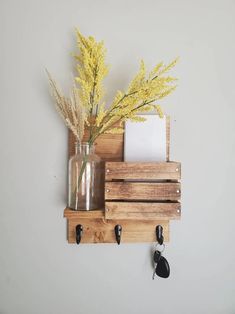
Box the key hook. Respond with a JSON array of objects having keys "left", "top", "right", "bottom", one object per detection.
[
  {"left": 156, "top": 225, "right": 164, "bottom": 245},
  {"left": 76, "top": 224, "right": 83, "bottom": 245},
  {"left": 114, "top": 225, "right": 122, "bottom": 245}
]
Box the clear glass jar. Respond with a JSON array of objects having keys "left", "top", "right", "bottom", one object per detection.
[{"left": 68, "top": 142, "right": 103, "bottom": 210}]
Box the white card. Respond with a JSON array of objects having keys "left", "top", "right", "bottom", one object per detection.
[{"left": 124, "top": 115, "right": 167, "bottom": 162}]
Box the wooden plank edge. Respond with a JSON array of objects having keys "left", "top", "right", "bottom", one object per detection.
[
  {"left": 166, "top": 115, "right": 170, "bottom": 161},
  {"left": 105, "top": 161, "right": 181, "bottom": 181},
  {"left": 104, "top": 201, "right": 181, "bottom": 220},
  {"left": 64, "top": 208, "right": 105, "bottom": 219}
]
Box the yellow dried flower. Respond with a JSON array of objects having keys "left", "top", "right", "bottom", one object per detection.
[
  {"left": 47, "top": 29, "right": 178, "bottom": 144},
  {"left": 129, "top": 116, "right": 147, "bottom": 122},
  {"left": 104, "top": 127, "right": 124, "bottom": 134},
  {"left": 155, "top": 105, "right": 164, "bottom": 118}
]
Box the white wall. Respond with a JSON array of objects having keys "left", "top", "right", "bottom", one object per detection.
[{"left": 1, "top": 0, "right": 235, "bottom": 313}]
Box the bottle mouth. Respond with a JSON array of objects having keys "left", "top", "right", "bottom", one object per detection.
[
  {"left": 75, "top": 142, "right": 94, "bottom": 154},
  {"left": 75, "top": 142, "right": 93, "bottom": 147}
]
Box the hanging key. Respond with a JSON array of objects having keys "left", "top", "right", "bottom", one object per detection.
[
  {"left": 153, "top": 250, "right": 162, "bottom": 263},
  {"left": 152, "top": 250, "right": 162, "bottom": 280},
  {"left": 153, "top": 226, "right": 170, "bottom": 279}
]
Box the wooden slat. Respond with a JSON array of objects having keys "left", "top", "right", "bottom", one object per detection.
[
  {"left": 67, "top": 218, "right": 169, "bottom": 243},
  {"left": 105, "top": 161, "right": 181, "bottom": 181},
  {"left": 105, "top": 182, "right": 181, "bottom": 201},
  {"left": 105, "top": 202, "right": 181, "bottom": 220}
]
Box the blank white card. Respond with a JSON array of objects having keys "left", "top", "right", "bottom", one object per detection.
[{"left": 124, "top": 115, "right": 167, "bottom": 162}]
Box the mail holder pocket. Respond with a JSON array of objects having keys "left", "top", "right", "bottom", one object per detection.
[{"left": 104, "top": 161, "right": 181, "bottom": 220}]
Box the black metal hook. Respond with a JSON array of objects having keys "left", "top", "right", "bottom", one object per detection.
[
  {"left": 156, "top": 225, "right": 164, "bottom": 245},
  {"left": 114, "top": 225, "right": 122, "bottom": 245},
  {"left": 76, "top": 224, "right": 83, "bottom": 245}
]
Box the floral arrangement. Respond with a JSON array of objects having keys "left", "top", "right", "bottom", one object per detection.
[{"left": 47, "top": 29, "right": 178, "bottom": 146}]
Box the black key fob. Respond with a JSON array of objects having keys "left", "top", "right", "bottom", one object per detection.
[{"left": 155, "top": 256, "right": 170, "bottom": 278}]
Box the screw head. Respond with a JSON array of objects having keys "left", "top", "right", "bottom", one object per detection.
[
  {"left": 106, "top": 189, "right": 110, "bottom": 193},
  {"left": 106, "top": 208, "right": 109, "bottom": 212},
  {"left": 106, "top": 169, "right": 110, "bottom": 173},
  {"left": 177, "top": 209, "right": 180, "bottom": 213},
  {"left": 176, "top": 189, "right": 180, "bottom": 193},
  {"left": 175, "top": 168, "right": 179, "bottom": 172}
]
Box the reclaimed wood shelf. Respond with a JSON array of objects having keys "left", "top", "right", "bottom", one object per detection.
[
  {"left": 64, "top": 117, "right": 181, "bottom": 244},
  {"left": 64, "top": 208, "right": 170, "bottom": 243}
]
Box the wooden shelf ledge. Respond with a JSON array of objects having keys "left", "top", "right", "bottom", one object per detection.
[{"left": 64, "top": 208, "right": 104, "bottom": 219}]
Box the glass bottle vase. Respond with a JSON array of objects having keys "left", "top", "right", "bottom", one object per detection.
[{"left": 68, "top": 142, "right": 103, "bottom": 210}]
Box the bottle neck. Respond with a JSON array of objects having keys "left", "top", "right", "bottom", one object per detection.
[{"left": 75, "top": 142, "right": 94, "bottom": 155}]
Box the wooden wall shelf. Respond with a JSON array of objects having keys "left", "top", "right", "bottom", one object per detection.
[{"left": 64, "top": 118, "right": 181, "bottom": 244}]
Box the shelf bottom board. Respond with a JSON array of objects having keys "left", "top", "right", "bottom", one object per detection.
[{"left": 64, "top": 208, "right": 104, "bottom": 219}]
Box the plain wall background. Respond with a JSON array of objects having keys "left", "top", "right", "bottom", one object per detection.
[{"left": 1, "top": 0, "right": 235, "bottom": 313}]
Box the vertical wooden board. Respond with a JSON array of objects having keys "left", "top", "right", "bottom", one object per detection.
[{"left": 68, "top": 127, "right": 124, "bottom": 161}]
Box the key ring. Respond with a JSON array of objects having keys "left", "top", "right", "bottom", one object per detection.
[{"left": 155, "top": 243, "right": 165, "bottom": 253}]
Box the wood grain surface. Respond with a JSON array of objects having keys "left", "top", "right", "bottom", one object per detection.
[
  {"left": 67, "top": 215, "right": 169, "bottom": 243},
  {"left": 68, "top": 127, "right": 124, "bottom": 161},
  {"left": 105, "top": 182, "right": 181, "bottom": 201},
  {"left": 104, "top": 202, "right": 181, "bottom": 220},
  {"left": 105, "top": 161, "right": 181, "bottom": 181},
  {"left": 64, "top": 208, "right": 104, "bottom": 219}
]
